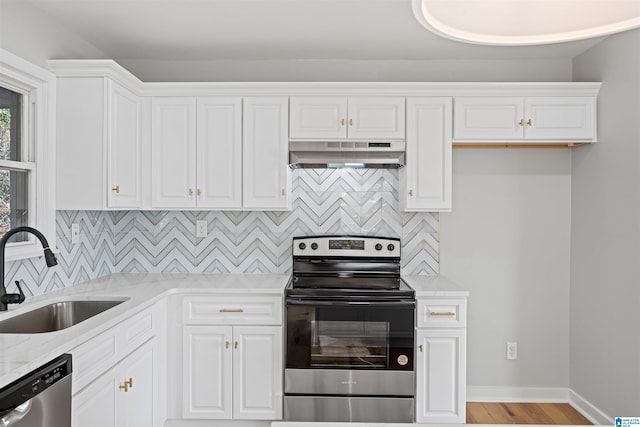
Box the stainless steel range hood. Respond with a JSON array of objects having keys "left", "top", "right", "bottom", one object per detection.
[{"left": 289, "top": 141, "right": 405, "bottom": 169}]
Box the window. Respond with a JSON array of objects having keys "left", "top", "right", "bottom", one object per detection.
[
  {"left": 0, "top": 49, "right": 56, "bottom": 260},
  {"left": 0, "top": 86, "right": 31, "bottom": 243}
]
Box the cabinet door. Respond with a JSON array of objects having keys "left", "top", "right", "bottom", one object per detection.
[
  {"left": 415, "top": 329, "right": 466, "bottom": 423},
  {"left": 453, "top": 97, "right": 524, "bottom": 140},
  {"left": 56, "top": 77, "right": 106, "bottom": 210},
  {"left": 401, "top": 97, "right": 452, "bottom": 212},
  {"left": 197, "top": 97, "right": 242, "bottom": 209},
  {"left": 233, "top": 326, "right": 283, "bottom": 420},
  {"left": 73, "top": 339, "right": 158, "bottom": 427},
  {"left": 347, "top": 97, "right": 405, "bottom": 139},
  {"left": 151, "top": 97, "right": 197, "bottom": 208},
  {"left": 119, "top": 340, "right": 156, "bottom": 427},
  {"left": 524, "top": 97, "right": 596, "bottom": 140},
  {"left": 73, "top": 370, "right": 118, "bottom": 427},
  {"left": 183, "top": 325, "right": 233, "bottom": 419},
  {"left": 107, "top": 81, "right": 141, "bottom": 208},
  {"left": 289, "top": 97, "right": 347, "bottom": 139},
  {"left": 243, "top": 97, "right": 291, "bottom": 210}
]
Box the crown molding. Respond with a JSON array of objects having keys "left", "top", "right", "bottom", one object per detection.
[{"left": 47, "top": 59, "right": 601, "bottom": 97}]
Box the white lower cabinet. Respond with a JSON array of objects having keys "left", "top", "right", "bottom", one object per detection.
[
  {"left": 179, "top": 294, "right": 284, "bottom": 421},
  {"left": 415, "top": 330, "right": 466, "bottom": 423},
  {"left": 73, "top": 338, "right": 157, "bottom": 427},
  {"left": 70, "top": 302, "right": 163, "bottom": 427},
  {"left": 182, "top": 325, "right": 283, "bottom": 420},
  {"left": 415, "top": 297, "right": 467, "bottom": 423}
]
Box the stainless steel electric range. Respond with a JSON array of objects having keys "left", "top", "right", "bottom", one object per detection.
[{"left": 284, "top": 235, "right": 415, "bottom": 423}]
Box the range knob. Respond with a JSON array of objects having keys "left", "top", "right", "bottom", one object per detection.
[
  {"left": 375, "top": 243, "right": 383, "bottom": 251},
  {"left": 310, "top": 242, "right": 318, "bottom": 250},
  {"left": 298, "top": 242, "right": 306, "bottom": 250},
  {"left": 387, "top": 244, "right": 395, "bottom": 251}
]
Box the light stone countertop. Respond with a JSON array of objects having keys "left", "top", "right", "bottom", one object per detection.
[
  {"left": 0, "top": 272, "right": 289, "bottom": 387},
  {"left": 403, "top": 275, "right": 470, "bottom": 297},
  {"left": 0, "top": 272, "right": 468, "bottom": 388}
]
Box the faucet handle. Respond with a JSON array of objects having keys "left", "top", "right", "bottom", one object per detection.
[{"left": 14, "top": 281, "right": 25, "bottom": 304}]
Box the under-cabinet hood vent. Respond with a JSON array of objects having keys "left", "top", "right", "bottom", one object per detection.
[{"left": 289, "top": 141, "right": 405, "bottom": 169}]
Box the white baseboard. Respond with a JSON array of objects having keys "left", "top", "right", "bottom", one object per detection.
[
  {"left": 467, "top": 386, "right": 570, "bottom": 403},
  {"left": 569, "top": 390, "right": 612, "bottom": 425},
  {"left": 468, "top": 386, "right": 611, "bottom": 425}
]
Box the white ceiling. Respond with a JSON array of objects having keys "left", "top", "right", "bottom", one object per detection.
[{"left": 25, "top": 0, "right": 603, "bottom": 62}]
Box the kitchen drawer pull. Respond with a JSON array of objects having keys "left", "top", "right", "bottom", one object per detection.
[
  {"left": 429, "top": 311, "right": 456, "bottom": 317},
  {"left": 419, "top": 344, "right": 423, "bottom": 353},
  {"left": 225, "top": 341, "right": 230, "bottom": 349},
  {"left": 234, "top": 341, "right": 238, "bottom": 349},
  {"left": 219, "top": 308, "right": 244, "bottom": 313},
  {"left": 112, "top": 185, "right": 120, "bottom": 193}
]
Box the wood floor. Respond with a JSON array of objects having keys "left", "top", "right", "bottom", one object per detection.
[{"left": 467, "top": 402, "right": 592, "bottom": 425}]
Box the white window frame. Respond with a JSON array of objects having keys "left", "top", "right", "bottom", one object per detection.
[{"left": 0, "top": 48, "right": 56, "bottom": 261}]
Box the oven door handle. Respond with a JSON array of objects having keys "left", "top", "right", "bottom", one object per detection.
[{"left": 286, "top": 299, "right": 415, "bottom": 307}]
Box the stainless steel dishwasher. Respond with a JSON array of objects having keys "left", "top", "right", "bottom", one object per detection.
[{"left": 0, "top": 354, "right": 72, "bottom": 426}]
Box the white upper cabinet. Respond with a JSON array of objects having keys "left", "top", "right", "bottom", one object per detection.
[
  {"left": 197, "top": 98, "right": 243, "bottom": 209},
  {"left": 289, "top": 96, "right": 405, "bottom": 140},
  {"left": 243, "top": 97, "right": 291, "bottom": 210},
  {"left": 151, "top": 97, "right": 198, "bottom": 208},
  {"left": 57, "top": 77, "right": 141, "bottom": 210},
  {"left": 151, "top": 97, "right": 242, "bottom": 209},
  {"left": 400, "top": 97, "right": 452, "bottom": 212},
  {"left": 524, "top": 97, "right": 596, "bottom": 140},
  {"left": 347, "top": 97, "right": 406, "bottom": 139},
  {"left": 289, "top": 97, "right": 346, "bottom": 139},
  {"left": 108, "top": 82, "right": 142, "bottom": 208},
  {"left": 453, "top": 96, "right": 596, "bottom": 142}
]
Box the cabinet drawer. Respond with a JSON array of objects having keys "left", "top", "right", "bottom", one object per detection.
[
  {"left": 417, "top": 298, "right": 467, "bottom": 328},
  {"left": 183, "top": 296, "right": 282, "bottom": 325},
  {"left": 119, "top": 305, "right": 158, "bottom": 356},
  {"left": 72, "top": 303, "right": 159, "bottom": 394},
  {"left": 72, "top": 330, "right": 118, "bottom": 393}
]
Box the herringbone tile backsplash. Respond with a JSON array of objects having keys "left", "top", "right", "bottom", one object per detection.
[{"left": 5, "top": 169, "right": 439, "bottom": 297}]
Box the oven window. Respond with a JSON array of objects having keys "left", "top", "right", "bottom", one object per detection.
[
  {"left": 286, "top": 303, "right": 414, "bottom": 371},
  {"left": 311, "top": 320, "right": 389, "bottom": 368}
]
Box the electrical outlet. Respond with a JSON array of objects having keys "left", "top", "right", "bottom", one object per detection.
[
  {"left": 196, "top": 220, "right": 207, "bottom": 238},
  {"left": 506, "top": 342, "right": 518, "bottom": 360},
  {"left": 71, "top": 223, "right": 80, "bottom": 244}
]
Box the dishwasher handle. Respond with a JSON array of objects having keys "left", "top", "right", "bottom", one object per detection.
[{"left": 0, "top": 400, "right": 32, "bottom": 426}]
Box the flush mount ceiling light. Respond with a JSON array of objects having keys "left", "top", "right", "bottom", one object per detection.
[{"left": 411, "top": 0, "right": 640, "bottom": 45}]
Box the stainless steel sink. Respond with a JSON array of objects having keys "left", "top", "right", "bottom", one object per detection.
[{"left": 0, "top": 299, "right": 128, "bottom": 334}]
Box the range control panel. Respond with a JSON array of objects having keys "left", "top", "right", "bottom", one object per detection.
[{"left": 292, "top": 236, "right": 401, "bottom": 258}]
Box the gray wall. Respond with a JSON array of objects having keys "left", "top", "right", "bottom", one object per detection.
[
  {"left": 0, "top": 0, "right": 106, "bottom": 68},
  {"left": 117, "top": 58, "right": 572, "bottom": 82},
  {"left": 440, "top": 149, "right": 572, "bottom": 392},
  {"left": 571, "top": 29, "right": 640, "bottom": 416}
]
